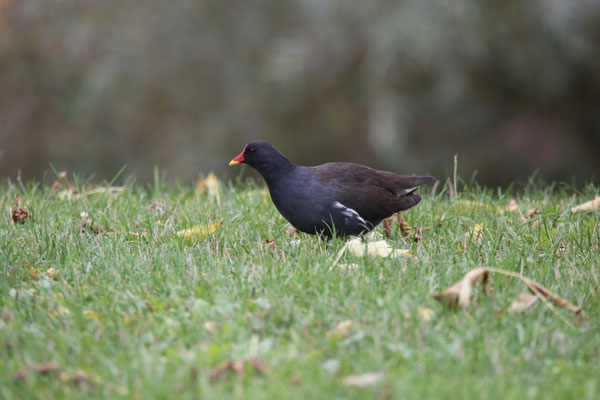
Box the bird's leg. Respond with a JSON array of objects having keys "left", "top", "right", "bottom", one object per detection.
[
  {"left": 383, "top": 216, "right": 394, "bottom": 237},
  {"left": 396, "top": 212, "right": 412, "bottom": 237}
]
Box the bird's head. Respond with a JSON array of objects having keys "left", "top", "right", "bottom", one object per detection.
[{"left": 229, "top": 140, "right": 294, "bottom": 175}]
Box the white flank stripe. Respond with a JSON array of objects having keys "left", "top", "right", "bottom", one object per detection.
[{"left": 333, "top": 202, "right": 368, "bottom": 227}]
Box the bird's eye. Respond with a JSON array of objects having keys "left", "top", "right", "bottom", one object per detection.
[{"left": 248, "top": 147, "right": 255, "bottom": 153}]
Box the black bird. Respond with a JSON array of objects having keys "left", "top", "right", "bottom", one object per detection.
[{"left": 229, "top": 140, "right": 433, "bottom": 238}]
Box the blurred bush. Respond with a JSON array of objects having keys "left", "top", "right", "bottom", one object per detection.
[{"left": 1, "top": 0, "right": 599, "bottom": 185}]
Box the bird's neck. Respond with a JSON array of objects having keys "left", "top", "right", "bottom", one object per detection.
[{"left": 254, "top": 153, "right": 296, "bottom": 185}]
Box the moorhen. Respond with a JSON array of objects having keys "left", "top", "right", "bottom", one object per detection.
[{"left": 229, "top": 140, "right": 433, "bottom": 238}]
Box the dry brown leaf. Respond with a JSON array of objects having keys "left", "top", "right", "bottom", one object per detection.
[
  {"left": 342, "top": 372, "right": 384, "bottom": 387},
  {"left": 571, "top": 196, "right": 600, "bottom": 213},
  {"left": 521, "top": 276, "right": 583, "bottom": 315},
  {"left": 290, "top": 377, "right": 302, "bottom": 386},
  {"left": 58, "top": 171, "right": 75, "bottom": 190},
  {"left": 209, "top": 358, "right": 268, "bottom": 381},
  {"left": 12, "top": 208, "right": 29, "bottom": 224},
  {"left": 232, "top": 360, "right": 245, "bottom": 375},
  {"left": 52, "top": 171, "right": 78, "bottom": 199},
  {"left": 26, "top": 265, "right": 40, "bottom": 280},
  {"left": 508, "top": 292, "right": 539, "bottom": 313},
  {"left": 14, "top": 362, "right": 61, "bottom": 381},
  {"left": 414, "top": 226, "right": 430, "bottom": 243},
  {"left": 522, "top": 208, "right": 541, "bottom": 228},
  {"left": 326, "top": 319, "right": 353, "bottom": 339},
  {"left": 249, "top": 357, "right": 269, "bottom": 375},
  {"left": 209, "top": 361, "right": 234, "bottom": 381},
  {"left": 69, "top": 371, "right": 92, "bottom": 389},
  {"left": 434, "top": 267, "right": 583, "bottom": 322},
  {"left": 35, "top": 362, "right": 61, "bottom": 374},
  {"left": 78, "top": 219, "right": 102, "bottom": 235},
  {"left": 264, "top": 239, "right": 276, "bottom": 252},
  {"left": 149, "top": 201, "right": 166, "bottom": 215},
  {"left": 433, "top": 267, "right": 490, "bottom": 308},
  {"left": 46, "top": 267, "right": 60, "bottom": 280}
]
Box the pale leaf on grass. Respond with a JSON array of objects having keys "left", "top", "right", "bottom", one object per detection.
[
  {"left": 337, "top": 263, "right": 361, "bottom": 271},
  {"left": 507, "top": 199, "right": 519, "bottom": 213},
  {"left": 203, "top": 321, "right": 216, "bottom": 333},
  {"left": 343, "top": 239, "right": 412, "bottom": 259},
  {"left": 326, "top": 319, "right": 353, "bottom": 339},
  {"left": 433, "top": 267, "right": 490, "bottom": 308},
  {"left": 176, "top": 222, "right": 223, "bottom": 244},
  {"left": 521, "top": 208, "right": 542, "bottom": 228},
  {"left": 508, "top": 292, "right": 539, "bottom": 313},
  {"left": 284, "top": 226, "right": 299, "bottom": 237},
  {"left": 571, "top": 196, "right": 600, "bottom": 213},
  {"left": 342, "top": 372, "right": 384, "bottom": 387}
]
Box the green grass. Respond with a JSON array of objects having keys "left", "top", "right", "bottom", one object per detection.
[{"left": 1, "top": 175, "right": 599, "bottom": 399}]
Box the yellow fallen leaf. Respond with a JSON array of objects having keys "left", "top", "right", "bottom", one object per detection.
[
  {"left": 465, "top": 224, "right": 484, "bottom": 244},
  {"left": 57, "top": 306, "right": 70, "bottom": 315},
  {"left": 418, "top": 307, "right": 435, "bottom": 321},
  {"left": 571, "top": 196, "right": 600, "bottom": 213},
  {"left": 84, "top": 310, "right": 100, "bottom": 320},
  {"left": 197, "top": 172, "right": 221, "bottom": 204},
  {"left": 176, "top": 222, "right": 223, "bottom": 244}
]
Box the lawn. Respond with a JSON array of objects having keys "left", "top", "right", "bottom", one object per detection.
[{"left": 1, "top": 173, "right": 599, "bottom": 399}]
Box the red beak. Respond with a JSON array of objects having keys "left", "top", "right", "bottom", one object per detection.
[{"left": 229, "top": 146, "right": 246, "bottom": 166}]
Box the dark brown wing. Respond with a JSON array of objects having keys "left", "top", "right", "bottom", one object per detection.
[{"left": 310, "top": 162, "right": 433, "bottom": 223}]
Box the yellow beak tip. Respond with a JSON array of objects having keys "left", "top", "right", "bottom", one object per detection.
[{"left": 229, "top": 160, "right": 240, "bottom": 166}]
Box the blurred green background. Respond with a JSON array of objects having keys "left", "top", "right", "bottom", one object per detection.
[{"left": 1, "top": 0, "right": 599, "bottom": 186}]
